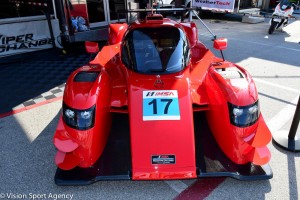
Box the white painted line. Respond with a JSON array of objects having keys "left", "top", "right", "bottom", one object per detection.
[
  {"left": 254, "top": 78, "right": 299, "bottom": 131},
  {"left": 233, "top": 39, "right": 300, "bottom": 52},
  {"left": 198, "top": 34, "right": 300, "bottom": 52},
  {"left": 267, "top": 96, "right": 299, "bottom": 133},
  {"left": 254, "top": 78, "right": 300, "bottom": 94},
  {"left": 164, "top": 180, "right": 189, "bottom": 194}
]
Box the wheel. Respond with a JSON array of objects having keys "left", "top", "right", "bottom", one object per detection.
[
  {"left": 268, "top": 20, "right": 277, "bottom": 34},
  {"left": 276, "top": 19, "right": 285, "bottom": 29}
]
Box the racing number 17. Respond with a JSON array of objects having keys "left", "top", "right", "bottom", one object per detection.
[{"left": 148, "top": 99, "right": 173, "bottom": 114}]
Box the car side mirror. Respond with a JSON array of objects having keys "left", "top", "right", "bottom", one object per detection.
[
  {"left": 85, "top": 41, "right": 99, "bottom": 53},
  {"left": 213, "top": 38, "right": 228, "bottom": 50}
]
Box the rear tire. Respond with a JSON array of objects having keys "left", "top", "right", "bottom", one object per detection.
[{"left": 268, "top": 20, "right": 277, "bottom": 34}]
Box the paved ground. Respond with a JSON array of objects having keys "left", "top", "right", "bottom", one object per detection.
[
  {"left": 0, "top": 14, "right": 299, "bottom": 200},
  {"left": 0, "top": 50, "right": 90, "bottom": 115},
  {"left": 193, "top": 14, "right": 300, "bottom": 200}
]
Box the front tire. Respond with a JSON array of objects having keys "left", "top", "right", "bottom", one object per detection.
[{"left": 268, "top": 20, "right": 277, "bottom": 34}]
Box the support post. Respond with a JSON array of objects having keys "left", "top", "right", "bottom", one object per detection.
[
  {"left": 273, "top": 95, "right": 300, "bottom": 152},
  {"left": 288, "top": 96, "right": 300, "bottom": 140},
  {"left": 46, "top": 0, "right": 56, "bottom": 48}
]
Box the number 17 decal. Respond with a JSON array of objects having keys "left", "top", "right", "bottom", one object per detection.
[{"left": 143, "top": 90, "right": 180, "bottom": 121}]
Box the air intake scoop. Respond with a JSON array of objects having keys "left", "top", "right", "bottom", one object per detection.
[{"left": 146, "top": 14, "right": 164, "bottom": 24}]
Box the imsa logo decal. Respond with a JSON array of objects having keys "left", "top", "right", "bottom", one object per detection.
[
  {"left": 152, "top": 155, "right": 176, "bottom": 164},
  {"left": 143, "top": 90, "right": 180, "bottom": 121}
]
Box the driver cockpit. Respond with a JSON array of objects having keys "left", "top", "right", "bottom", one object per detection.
[{"left": 121, "top": 26, "right": 190, "bottom": 74}]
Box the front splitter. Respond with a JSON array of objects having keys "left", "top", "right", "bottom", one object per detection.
[{"left": 54, "top": 113, "right": 272, "bottom": 186}]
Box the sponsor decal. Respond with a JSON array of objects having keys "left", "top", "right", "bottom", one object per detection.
[
  {"left": 0, "top": 19, "right": 61, "bottom": 57},
  {"left": 0, "top": 34, "right": 52, "bottom": 54},
  {"left": 193, "top": 0, "right": 234, "bottom": 12},
  {"left": 152, "top": 155, "right": 176, "bottom": 164},
  {"left": 144, "top": 91, "right": 176, "bottom": 97},
  {"left": 143, "top": 90, "right": 180, "bottom": 121}
]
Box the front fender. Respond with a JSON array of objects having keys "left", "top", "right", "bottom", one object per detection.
[
  {"left": 53, "top": 66, "right": 112, "bottom": 170},
  {"left": 205, "top": 61, "right": 271, "bottom": 165}
]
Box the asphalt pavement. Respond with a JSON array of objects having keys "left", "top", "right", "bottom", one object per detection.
[
  {"left": 195, "top": 13, "right": 300, "bottom": 200},
  {"left": 0, "top": 14, "right": 300, "bottom": 200}
]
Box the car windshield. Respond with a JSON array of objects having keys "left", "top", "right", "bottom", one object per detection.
[{"left": 121, "top": 27, "right": 189, "bottom": 74}]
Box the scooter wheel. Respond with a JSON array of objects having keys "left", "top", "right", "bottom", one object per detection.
[{"left": 268, "top": 21, "right": 277, "bottom": 34}]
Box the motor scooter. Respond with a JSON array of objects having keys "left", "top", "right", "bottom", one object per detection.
[{"left": 269, "top": 0, "right": 294, "bottom": 34}]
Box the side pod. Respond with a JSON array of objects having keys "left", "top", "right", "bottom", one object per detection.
[
  {"left": 205, "top": 62, "right": 272, "bottom": 166},
  {"left": 53, "top": 66, "right": 112, "bottom": 170}
]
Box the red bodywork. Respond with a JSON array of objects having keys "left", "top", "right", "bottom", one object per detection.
[{"left": 53, "top": 15, "right": 272, "bottom": 180}]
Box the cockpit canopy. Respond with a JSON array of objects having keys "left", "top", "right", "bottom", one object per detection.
[{"left": 121, "top": 26, "right": 190, "bottom": 74}]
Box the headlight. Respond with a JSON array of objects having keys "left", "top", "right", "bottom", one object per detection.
[
  {"left": 63, "top": 103, "right": 95, "bottom": 130},
  {"left": 228, "top": 101, "right": 260, "bottom": 127}
]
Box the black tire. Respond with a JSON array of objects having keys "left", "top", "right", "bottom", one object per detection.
[
  {"left": 268, "top": 20, "right": 277, "bottom": 34},
  {"left": 276, "top": 19, "right": 285, "bottom": 29}
]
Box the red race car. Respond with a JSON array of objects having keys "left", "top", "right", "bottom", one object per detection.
[{"left": 53, "top": 13, "right": 272, "bottom": 185}]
